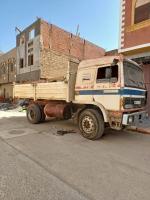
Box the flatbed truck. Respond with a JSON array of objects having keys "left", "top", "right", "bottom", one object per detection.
[{"left": 14, "top": 56, "right": 148, "bottom": 140}]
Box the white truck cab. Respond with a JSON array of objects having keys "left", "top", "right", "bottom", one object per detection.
[{"left": 74, "top": 56, "right": 147, "bottom": 133}]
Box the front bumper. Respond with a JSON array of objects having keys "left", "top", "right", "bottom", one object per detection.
[{"left": 122, "top": 111, "right": 148, "bottom": 126}]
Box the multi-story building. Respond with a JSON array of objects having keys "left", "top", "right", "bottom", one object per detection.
[
  {"left": 0, "top": 18, "right": 105, "bottom": 99},
  {"left": 16, "top": 18, "right": 105, "bottom": 82},
  {"left": 0, "top": 48, "right": 16, "bottom": 99},
  {"left": 119, "top": 0, "right": 150, "bottom": 113}
]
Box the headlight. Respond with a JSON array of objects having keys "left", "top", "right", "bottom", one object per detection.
[{"left": 123, "top": 97, "right": 145, "bottom": 109}]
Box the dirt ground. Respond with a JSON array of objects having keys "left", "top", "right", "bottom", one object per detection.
[{"left": 0, "top": 110, "right": 150, "bottom": 200}]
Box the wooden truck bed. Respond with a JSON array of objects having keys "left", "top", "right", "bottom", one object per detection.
[
  {"left": 14, "top": 82, "right": 68, "bottom": 101},
  {"left": 14, "top": 60, "right": 78, "bottom": 102}
]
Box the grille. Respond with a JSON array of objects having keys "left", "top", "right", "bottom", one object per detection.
[{"left": 124, "top": 97, "right": 146, "bottom": 109}]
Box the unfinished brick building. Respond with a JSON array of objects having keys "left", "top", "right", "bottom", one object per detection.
[
  {"left": 16, "top": 19, "right": 105, "bottom": 82},
  {"left": 119, "top": 0, "right": 150, "bottom": 113},
  {"left": 0, "top": 48, "right": 16, "bottom": 98}
]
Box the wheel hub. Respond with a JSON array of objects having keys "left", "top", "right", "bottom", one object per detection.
[
  {"left": 28, "top": 110, "right": 36, "bottom": 120},
  {"left": 82, "top": 116, "right": 95, "bottom": 133}
]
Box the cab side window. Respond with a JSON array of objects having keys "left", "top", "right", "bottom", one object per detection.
[{"left": 97, "top": 65, "right": 118, "bottom": 83}]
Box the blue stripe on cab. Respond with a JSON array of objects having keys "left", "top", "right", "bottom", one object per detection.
[
  {"left": 120, "top": 89, "right": 145, "bottom": 96},
  {"left": 78, "top": 89, "right": 146, "bottom": 96},
  {"left": 79, "top": 90, "right": 103, "bottom": 95}
]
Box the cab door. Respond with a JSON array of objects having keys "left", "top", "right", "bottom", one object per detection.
[
  {"left": 94, "top": 65, "right": 121, "bottom": 110},
  {"left": 75, "top": 68, "right": 96, "bottom": 102}
]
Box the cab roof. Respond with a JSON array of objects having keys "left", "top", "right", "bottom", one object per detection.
[{"left": 78, "top": 55, "right": 139, "bottom": 69}]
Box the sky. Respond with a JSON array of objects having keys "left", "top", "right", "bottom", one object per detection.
[{"left": 0, "top": 0, "right": 120, "bottom": 53}]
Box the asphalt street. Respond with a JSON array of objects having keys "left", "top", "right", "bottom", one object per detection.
[{"left": 0, "top": 110, "right": 150, "bottom": 200}]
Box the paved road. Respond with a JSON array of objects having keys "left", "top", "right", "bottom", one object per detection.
[{"left": 0, "top": 111, "right": 150, "bottom": 200}]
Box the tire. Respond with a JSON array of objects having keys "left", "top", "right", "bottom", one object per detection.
[
  {"left": 27, "top": 104, "right": 42, "bottom": 124},
  {"left": 78, "top": 109, "right": 104, "bottom": 140},
  {"left": 39, "top": 105, "right": 46, "bottom": 122}
]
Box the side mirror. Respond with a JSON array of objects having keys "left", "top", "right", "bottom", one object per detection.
[{"left": 112, "top": 59, "right": 119, "bottom": 65}]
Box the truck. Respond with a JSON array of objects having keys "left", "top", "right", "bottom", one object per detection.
[{"left": 14, "top": 55, "right": 148, "bottom": 140}]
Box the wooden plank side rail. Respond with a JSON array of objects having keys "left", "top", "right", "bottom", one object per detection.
[{"left": 14, "top": 82, "right": 68, "bottom": 101}]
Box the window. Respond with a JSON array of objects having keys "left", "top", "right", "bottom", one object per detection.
[
  {"left": 97, "top": 65, "right": 118, "bottom": 83},
  {"left": 8, "top": 62, "right": 12, "bottom": 72},
  {"left": 10, "top": 63, "right": 14, "bottom": 72},
  {"left": 28, "top": 41, "right": 33, "bottom": 47},
  {"left": 28, "top": 48, "right": 33, "bottom": 53},
  {"left": 29, "top": 29, "right": 35, "bottom": 40},
  {"left": 28, "top": 54, "right": 34, "bottom": 66},
  {"left": 1, "top": 63, "right": 7, "bottom": 74},
  {"left": 3, "top": 66, "right": 6, "bottom": 74},
  {"left": 134, "top": 0, "right": 150, "bottom": 24},
  {"left": 19, "top": 58, "right": 24, "bottom": 68},
  {"left": 8, "top": 59, "right": 14, "bottom": 72}
]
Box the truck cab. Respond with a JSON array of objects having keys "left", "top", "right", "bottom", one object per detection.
[{"left": 74, "top": 56, "right": 147, "bottom": 134}]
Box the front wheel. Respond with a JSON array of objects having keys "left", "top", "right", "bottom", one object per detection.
[{"left": 78, "top": 109, "right": 104, "bottom": 140}]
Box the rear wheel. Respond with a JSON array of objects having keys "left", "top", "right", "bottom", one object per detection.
[
  {"left": 27, "top": 104, "right": 42, "bottom": 124},
  {"left": 39, "top": 105, "right": 46, "bottom": 122},
  {"left": 78, "top": 109, "right": 104, "bottom": 140}
]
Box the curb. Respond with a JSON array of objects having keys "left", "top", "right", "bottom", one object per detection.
[{"left": 127, "top": 126, "right": 150, "bottom": 135}]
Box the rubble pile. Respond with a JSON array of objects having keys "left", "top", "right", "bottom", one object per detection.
[{"left": 0, "top": 103, "right": 15, "bottom": 111}]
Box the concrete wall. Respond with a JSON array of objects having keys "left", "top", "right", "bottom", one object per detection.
[{"left": 16, "top": 19, "right": 41, "bottom": 82}]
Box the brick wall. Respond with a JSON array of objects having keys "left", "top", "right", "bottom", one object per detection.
[
  {"left": 0, "top": 48, "right": 16, "bottom": 84},
  {"left": 70, "top": 35, "right": 84, "bottom": 59},
  {"left": 106, "top": 49, "right": 118, "bottom": 56},
  {"left": 40, "top": 20, "right": 105, "bottom": 60},
  {"left": 15, "top": 19, "right": 105, "bottom": 83},
  {"left": 40, "top": 48, "right": 79, "bottom": 81},
  {"left": 124, "top": 27, "right": 150, "bottom": 49},
  {"left": 84, "top": 41, "right": 105, "bottom": 59}
]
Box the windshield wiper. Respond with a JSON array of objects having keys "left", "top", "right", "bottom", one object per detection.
[
  {"left": 129, "top": 78, "right": 137, "bottom": 85},
  {"left": 138, "top": 81, "right": 144, "bottom": 87},
  {"left": 128, "top": 78, "right": 142, "bottom": 87}
]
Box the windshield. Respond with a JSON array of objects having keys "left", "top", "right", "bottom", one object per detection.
[{"left": 123, "top": 61, "right": 145, "bottom": 89}]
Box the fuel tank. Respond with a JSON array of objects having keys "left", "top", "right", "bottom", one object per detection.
[{"left": 44, "top": 103, "right": 71, "bottom": 120}]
